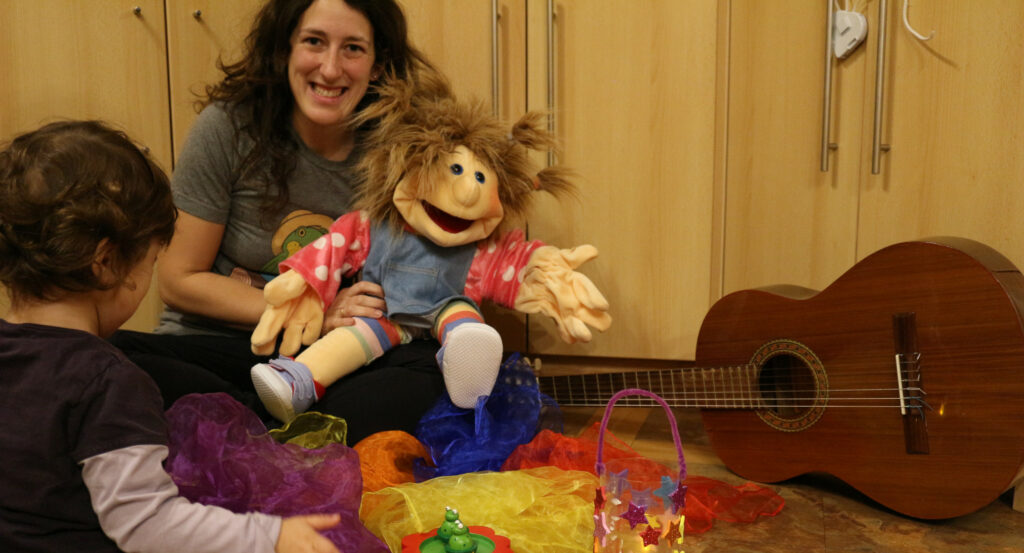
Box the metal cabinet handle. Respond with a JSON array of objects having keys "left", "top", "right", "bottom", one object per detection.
[
  {"left": 547, "top": 0, "right": 556, "bottom": 166},
  {"left": 820, "top": 0, "right": 836, "bottom": 172},
  {"left": 871, "top": 0, "right": 891, "bottom": 174},
  {"left": 491, "top": 0, "right": 499, "bottom": 116}
]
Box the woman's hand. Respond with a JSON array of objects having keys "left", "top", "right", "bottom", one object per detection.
[{"left": 321, "top": 281, "right": 385, "bottom": 334}]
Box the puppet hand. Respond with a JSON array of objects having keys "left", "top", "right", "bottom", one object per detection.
[
  {"left": 251, "top": 271, "right": 325, "bottom": 357},
  {"left": 513, "top": 244, "right": 612, "bottom": 343}
]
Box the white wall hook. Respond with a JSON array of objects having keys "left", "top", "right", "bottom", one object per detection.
[{"left": 902, "top": 0, "right": 935, "bottom": 41}]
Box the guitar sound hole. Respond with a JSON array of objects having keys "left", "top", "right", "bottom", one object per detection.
[{"left": 758, "top": 353, "right": 816, "bottom": 418}]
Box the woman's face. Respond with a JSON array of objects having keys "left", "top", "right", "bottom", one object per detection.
[{"left": 288, "top": 0, "right": 377, "bottom": 136}]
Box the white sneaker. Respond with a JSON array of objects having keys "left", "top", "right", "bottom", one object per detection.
[
  {"left": 251, "top": 358, "right": 316, "bottom": 423},
  {"left": 438, "top": 322, "right": 503, "bottom": 409}
]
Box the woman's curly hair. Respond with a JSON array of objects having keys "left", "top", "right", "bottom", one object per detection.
[
  {"left": 350, "top": 70, "right": 576, "bottom": 237},
  {"left": 0, "top": 120, "right": 176, "bottom": 305},
  {"left": 202, "top": 0, "right": 438, "bottom": 218}
]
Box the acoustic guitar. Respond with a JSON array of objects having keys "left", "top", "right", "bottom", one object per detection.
[{"left": 537, "top": 237, "right": 1024, "bottom": 519}]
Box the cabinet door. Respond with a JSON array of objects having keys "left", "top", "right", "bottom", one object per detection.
[
  {"left": 721, "top": 1, "right": 867, "bottom": 296},
  {"left": 857, "top": 1, "right": 1024, "bottom": 267},
  {"left": 524, "top": 0, "right": 718, "bottom": 360},
  {"left": 165, "top": 0, "right": 265, "bottom": 159},
  {"left": 0, "top": 0, "right": 171, "bottom": 167},
  {"left": 400, "top": 0, "right": 526, "bottom": 119},
  {"left": 0, "top": 0, "right": 172, "bottom": 331}
]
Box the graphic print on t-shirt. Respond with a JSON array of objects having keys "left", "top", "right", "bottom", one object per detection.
[{"left": 260, "top": 210, "right": 334, "bottom": 274}]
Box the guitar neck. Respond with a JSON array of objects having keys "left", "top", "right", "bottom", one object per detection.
[{"left": 537, "top": 365, "right": 762, "bottom": 409}]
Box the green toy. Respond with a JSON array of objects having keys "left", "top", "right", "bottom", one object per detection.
[
  {"left": 446, "top": 522, "right": 477, "bottom": 553},
  {"left": 402, "top": 506, "right": 513, "bottom": 553},
  {"left": 436, "top": 506, "right": 460, "bottom": 542}
]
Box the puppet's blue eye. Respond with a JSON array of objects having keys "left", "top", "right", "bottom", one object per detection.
[
  {"left": 474, "top": 171, "right": 486, "bottom": 184},
  {"left": 450, "top": 164, "right": 464, "bottom": 175}
]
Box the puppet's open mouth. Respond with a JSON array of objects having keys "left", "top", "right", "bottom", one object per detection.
[{"left": 423, "top": 202, "right": 473, "bottom": 234}]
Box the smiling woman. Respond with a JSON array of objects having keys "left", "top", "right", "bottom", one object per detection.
[
  {"left": 287, "top": 0, "right": 378, "bottom": 161},
  {"left": 108, "top": 0, "right": 451, "bottom": 444}
]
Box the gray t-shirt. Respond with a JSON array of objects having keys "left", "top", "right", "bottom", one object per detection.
[{"left": 156, "top": 103, "right": 360, "bottom": 336}]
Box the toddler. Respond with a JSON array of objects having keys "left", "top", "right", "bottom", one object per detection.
[{"left": 0, "top": 121, "right": 341, "bottom": 553}]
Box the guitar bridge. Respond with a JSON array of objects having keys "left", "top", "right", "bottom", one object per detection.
[{"left": 893, "top": 312, "right": 929, "bottom": 454}]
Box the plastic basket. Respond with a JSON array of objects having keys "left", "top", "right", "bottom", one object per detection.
[{"left": 594, "top": 388, "right": 687, "bottom": 553}]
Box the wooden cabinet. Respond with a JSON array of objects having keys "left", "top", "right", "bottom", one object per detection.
[
  {"left": 857, "top": 1, "right": 1024, "bottom": 261},
  {"left": 408, "top": 1, "right": 721, "bottom": 361},
  {"left": 165, "top": 0, "right": 265, "bottom": 157},
  {"left": 721, "top": 0, "right": 861, "bottom": 295},
  {"left": 722, "top": 0, "right": 1024, "bottom": 295},
  {"left": 0, "top": 0, "right": 172, "bottom": 331},
  {"left": 400, "top": 0, "right": 527, "bottom": 119},
  {"left": 523, "top": 1, "right": 719, "bottom": 361}
]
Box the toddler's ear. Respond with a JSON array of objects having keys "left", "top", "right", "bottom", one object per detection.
[{"left": 91, "top": 238, "right": 119, "bottom": 286}]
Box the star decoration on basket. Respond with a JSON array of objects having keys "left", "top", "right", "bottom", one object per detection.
[
  {"left": 653, "top": 476, "right": 678, "bottom": 510},
  {"left": 593, "top": 511, "right": 611, "bottom": 545},
  {"left": 606, "top": 468, "right": 630, "bottom": 497},
  {"left": 630, "top": 487, "right": 654, "bottom": 508},
  {"left": 669, "top": 483, "right": 688, "bottom": 514},
  {"left": 663, "top": 520, "right": 683, "bottom": 544},
  {"left": 640, "top": 524, "right": 662, "bottom": 547},
  {"left": 621, "top": 501, "right": 648, "bottom": 529}
]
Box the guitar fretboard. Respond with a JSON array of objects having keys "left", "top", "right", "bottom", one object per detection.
[{"left": 538, "top": 366, "right": 764, "bottom": 409}]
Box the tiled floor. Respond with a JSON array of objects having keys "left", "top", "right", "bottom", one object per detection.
[{"left": 560, "top": 406, "right": 1024, "bottom": 553}]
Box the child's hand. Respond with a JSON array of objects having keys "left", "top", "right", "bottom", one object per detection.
[{"left": 276, "top": 513, "right": 341, "bottom": 553}]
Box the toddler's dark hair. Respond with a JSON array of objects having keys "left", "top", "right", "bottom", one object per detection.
[{"left": 0, "top": 120, "right": 177, "bottom": 304}]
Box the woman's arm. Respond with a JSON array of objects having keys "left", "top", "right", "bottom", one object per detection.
[{"left": 158, "top": 211, "right": 267, "bottom": 327}]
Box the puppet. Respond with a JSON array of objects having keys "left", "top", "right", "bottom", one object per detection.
[{"left": 249, "top": 73, "right": 611, "bottom": 422}]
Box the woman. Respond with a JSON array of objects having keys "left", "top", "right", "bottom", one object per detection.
[{"left": 111, "top": 0, "right": 445, "bottom": 443}]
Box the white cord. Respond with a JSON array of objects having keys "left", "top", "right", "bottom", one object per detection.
[{"left": 902, "top": 0, "right": 935, "bottom": 41}]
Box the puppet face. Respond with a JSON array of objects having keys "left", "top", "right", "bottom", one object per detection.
[{"left": 394, "top": 146, "right": 504, "bottom": 247}]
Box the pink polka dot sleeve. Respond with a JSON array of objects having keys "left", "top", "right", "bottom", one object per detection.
[
  {"left": 464, "top": 228, "right": 545, "bottom": 308},
  {"left": 278, "top": 210, "right": 372, "bottom": 310}
]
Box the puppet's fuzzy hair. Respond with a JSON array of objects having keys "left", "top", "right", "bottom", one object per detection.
[{"left": 350, "top": 71, "right": 575, "bottom": 235}]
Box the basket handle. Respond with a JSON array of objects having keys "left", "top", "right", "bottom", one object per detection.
[{"left": 595, "top": 388, "right": 687, "bottom": 483}]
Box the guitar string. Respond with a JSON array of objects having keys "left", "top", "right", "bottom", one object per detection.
[
  {"left": 539, "top": 371, "right": 928, "bottom": 408},
  {"left": 538, "top": 393, "right": 929, "bottom": 408},
  {"left": 539, "top": 389, "right": 931, "bottom": 408},
  {"left": 538, "top": 376, "right": 926, "bottom": 394}
]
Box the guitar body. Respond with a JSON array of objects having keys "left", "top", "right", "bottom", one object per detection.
[{"left": 696, "top": 237, "right": 1024, "bottom": 519}]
